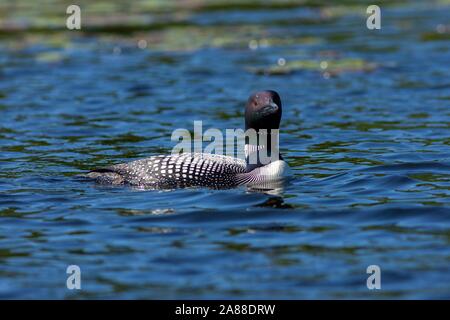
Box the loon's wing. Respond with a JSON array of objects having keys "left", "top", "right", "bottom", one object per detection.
[{"left": 86, "top": 153, "right": 246, "bottom": 189}]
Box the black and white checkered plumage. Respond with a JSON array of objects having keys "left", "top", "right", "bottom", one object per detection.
[{"left": 87, "top": 153, "right": 247, "bottom": 189}]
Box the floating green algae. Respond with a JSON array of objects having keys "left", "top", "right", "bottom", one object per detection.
[
  {"left": 248, "top": 58, "right": 377, "bottom": 75},
  {"left": 421, "top": 31, "right": 450, "bottom": 41},
  {"left": 134, "top": 25, "right": 321, "bottom": 52}
]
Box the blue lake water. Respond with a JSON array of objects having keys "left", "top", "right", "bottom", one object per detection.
[{"left": 0, "top": 1, "right": 449, "bottom": 299}]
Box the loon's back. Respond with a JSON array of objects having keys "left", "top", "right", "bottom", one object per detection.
[{"left": 86, "top": 153, "right": 247, "bottom": 189}]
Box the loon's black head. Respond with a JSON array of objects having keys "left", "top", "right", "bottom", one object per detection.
[{"left": 245, "top": 90, "right": 282, "bottom": 131}]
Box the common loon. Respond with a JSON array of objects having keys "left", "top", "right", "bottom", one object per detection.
[{"left": 86, "top": 90, "right": 290, "bottom": 189}]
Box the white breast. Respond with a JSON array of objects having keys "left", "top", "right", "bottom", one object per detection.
[{"left": 256, "top": 160, "right": 291, "bottom": 179}]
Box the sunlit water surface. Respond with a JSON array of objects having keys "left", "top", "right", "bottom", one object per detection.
[{"left": 0, "top": 1, "right": 449, "bottom": 298}]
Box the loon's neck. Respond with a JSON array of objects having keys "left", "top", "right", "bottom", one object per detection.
[{"left": 244, "top": 130, "right": 281, "bottom": 172}]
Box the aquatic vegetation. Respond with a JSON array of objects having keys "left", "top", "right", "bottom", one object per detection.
[{"left": 248, "top": 58, "right": 377, "bottom": 75}]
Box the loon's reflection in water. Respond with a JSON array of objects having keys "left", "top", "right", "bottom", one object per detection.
[{"left": 246, "top": 178, "right": 292, "bottom": 196}]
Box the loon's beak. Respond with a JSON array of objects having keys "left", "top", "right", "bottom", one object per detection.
[{"left": 259, "top": 101, "right": 279, "bottom": 116}]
